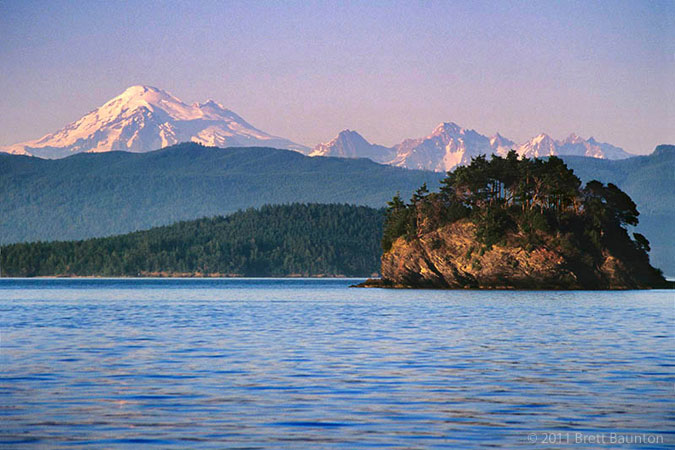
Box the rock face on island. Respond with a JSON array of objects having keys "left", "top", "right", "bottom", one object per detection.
[
  {"left": 378, "top": 221, "right": 665, "bottom": 289},
  {"left": 363, "top": 151, "right": 667, "bottom": 290}
]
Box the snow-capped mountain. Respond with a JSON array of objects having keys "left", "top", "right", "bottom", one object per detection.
[
  {"left": 389, "top": 122, "right": 494, "bottom": 172},
  {"left": 3, "top": 86, "right": 634, "bottom": 166},
  {"left": 559, "top": 134, "right": 632, "bottom": 159},
  {"left": 313, "top": 123, "right": 633, "bottom": 172},
  {"left": 313, "top": 122, "right": 498, "bottom": 172},
  {"left": 1, "top": 85, "right": 308, "bottom": 158},
  {"left": 309, "top": 129, "right": 395, "bottom": 162},
  {"left": 516, "top": 133, "right": 560, "bottom": 158},
  {"left": 517, "top": 133, "right": 633, "bottom": 159}
]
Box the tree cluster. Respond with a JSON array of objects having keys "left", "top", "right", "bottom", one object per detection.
[
  {"left": 1, "top": 204, "right": 384, "bottom": 277},
  {"left": 382, "top": 151, "right": 653, "bottom": 268}
]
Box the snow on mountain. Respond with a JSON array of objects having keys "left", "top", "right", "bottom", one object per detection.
[
  {"left": 559, "top": 134, "right": 633, "bottom": 159},
  {"left": 516, "top": 133, "right": 559, "bottom": 158},
  {"left": 389, "top": 122, "right": 494, "bottom": 172},
  {"left": 313, "top": 123, "right": 496, "bottom": 172},
  {"left": 1, "top": 85, "right": 309, "bottom": 158},
  {"left": 314, "top": 124, "right": 634, "bottom": 172},
  {"left": 3, "top": 86, "right": 634, "bottom": 167},
  {"left": 490, "top": 133, "right": 516, "bottom": 156},
  {"left": 310, "top": 129, "right": 396, "bottom": 162},
  {"left": 515, "top": 133, "right": 633, "bottom": 159}
]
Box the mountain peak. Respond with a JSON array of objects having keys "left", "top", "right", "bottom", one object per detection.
[
  {"left": 532, "top": 133, "right": 554, "bottom": 144},
  {"left": 489, "top": 133, "right": 516, "bottom": 156},
  {"left": 490, "top": 132, "right": 514, "bottom": 143},
  {"left": 311, "top": 125, "right": 633, "bottom": 172},
  {"left": 516, "top": 133, "right": 558, "bottom": 158},
  {"left": 432, "top": 122, "right": 463, "bottom": 136},
  {"left": 516, "top": 132, "right": 633, "bottom": 160},
  {"left": 328, "top": 129, "right": 368, "bottom": 146},
  {"left": 563, "top": 133, "right": 585, "bottom": 144},
  {"left": 1, "top": 86, "right": 309, "bottom": 158},
  {"left": 338, "top": 129, "right": 357, "bottom": 136},
  {"left": 121, "top": 84, "right": 163, "bottom": 95},
  {"left": 114, "top": 85, "right": 179, "bottom": 105},
  {"left": 100, "top": 85, "right": 195, "bottom": 121},
  {"left": 310, "top": 129, "right": 395, "bottom": 161}
]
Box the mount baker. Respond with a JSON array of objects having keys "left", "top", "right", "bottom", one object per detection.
[
  {"left": 1, "top": 85, "right": 309, "bottom": 158},
  {"left": 2, "top": 85, "right": 633, "bottom": 170}
]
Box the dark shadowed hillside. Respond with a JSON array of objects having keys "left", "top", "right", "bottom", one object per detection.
[
  {"left": 0, "top": 143, "right": 442, "bottom": 244},
  {"left": 0, "top": 204, "right": 384, "bottom": 277},
  {"left": 562, "top": 145, "right": 674, "bottom": 276}
]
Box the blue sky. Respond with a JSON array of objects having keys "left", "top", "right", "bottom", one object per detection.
[{"left": 1, "top": 0, "right": 672, "bottom": 153}]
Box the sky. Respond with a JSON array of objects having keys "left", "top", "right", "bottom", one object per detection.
[{"left": 0, "top": 0, "right": 673, "bottom": 154}]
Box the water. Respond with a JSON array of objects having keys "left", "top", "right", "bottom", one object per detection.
[{"left": 1, "top": 278, "right": 673, "bottom": 448}]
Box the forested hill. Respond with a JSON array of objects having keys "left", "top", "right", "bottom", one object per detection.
[
  {"left": 0, "top": 204, "right": 384, "bottom": 277},
  {"left": 1, "top": 142, "right": 671, "bottom": 275},
  {"left": 0, "top": 143, "right": 442, "bottom": 244}
]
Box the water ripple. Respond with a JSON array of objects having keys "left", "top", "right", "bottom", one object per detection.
[{"left": 0, "top": 278, "right": 673, "bottom": 448}]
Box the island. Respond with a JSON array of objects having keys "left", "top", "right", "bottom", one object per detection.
[{"left": 359, "top": 151, "right": 668, "bottom": 289}]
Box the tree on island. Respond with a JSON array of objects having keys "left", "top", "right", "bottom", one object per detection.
[{"left": 382, "top": 150, "right": 658, "bottom": 277}]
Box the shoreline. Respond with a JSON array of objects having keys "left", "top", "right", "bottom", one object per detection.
[
  {"left": 353, "top": 278, "right": 675, "bottom": 290},
  {"left": 2, "top": 276, "right": 671, "bottom": 290},
  {"left": 0, "top": 275, "right": 371, "bottom": 280}
]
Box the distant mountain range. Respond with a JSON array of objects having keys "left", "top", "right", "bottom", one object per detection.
[
  {"left": 312, "top": 124, "right": 634, "bottom": 172},
  {"left": 1, "top": 85, "right": 633, "bottom": 170},
  {"left": 1, "top": 85, "right": 308, "bottom": 158}
]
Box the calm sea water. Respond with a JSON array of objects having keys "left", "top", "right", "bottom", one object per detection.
[{"left": 0, "top": 278, "right": 673, "bottom": 448}]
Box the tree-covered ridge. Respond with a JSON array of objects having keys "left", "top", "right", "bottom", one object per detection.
[
  {"left": 1, "top": 204, "right": 384, "bottom": 277},
  {"left": 382, "top": 151, "right": 661, "bottom": 278},
  {"left": 0, "top": 143, "right": 442, "bottom": 245}
]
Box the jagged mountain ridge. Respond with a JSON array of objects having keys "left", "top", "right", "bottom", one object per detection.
[
  {"left": 518, "top": 133, "right": 631, "bottom": 159},
  {"left": 1, "top": 85, "right": 309, "bottom": 158},
  {"left": 390, "top": 122, "right": 494, "bottom": 171},
  {"left": 313, "top": 123, "right": 634, "bottom": 172},
  {"left": 1, "top": 85, "right": 635, "bottom": 165}
]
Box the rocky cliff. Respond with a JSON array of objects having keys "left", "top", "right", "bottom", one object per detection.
[
  {"left": 364, "top": 220, "right": 667, "bottom": 290},
  {"left": 360, "top": 152, "right": 669, "bottom": 290}
]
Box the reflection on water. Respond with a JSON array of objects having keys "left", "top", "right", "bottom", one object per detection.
[{"left": 0, "top": 279, "right": 673, "bottom": 448}]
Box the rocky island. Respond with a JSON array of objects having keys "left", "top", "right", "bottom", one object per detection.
[{"left": 360, "top": 151, "right": 668, "bottom": 289}]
